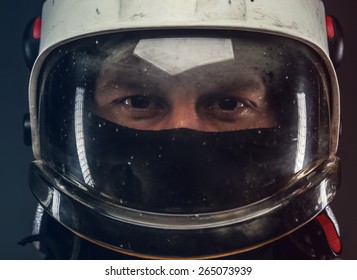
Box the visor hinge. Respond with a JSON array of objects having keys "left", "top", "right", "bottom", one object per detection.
[
  {"left": 326, "top": 15, "right": 344, "bottom": 68},
  {"left": 23, "top": 17, "right": 41, "bottom": 69}
]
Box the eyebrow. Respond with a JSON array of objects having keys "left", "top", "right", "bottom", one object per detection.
[
  {"left": 97, "top": 74, "right": 162, "bottom": 99},
  {"left": 195, "top": 77, "right": 265, "bottom": 95},
  {"left": 96, "top": 61, "right": 266, "bottom": 100}
]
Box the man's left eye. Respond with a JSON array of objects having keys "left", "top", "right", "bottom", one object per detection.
[
  {"left": 205, "top": 97, "right": 245, "bottom": 111},
  {"left": 217, "top": 97, "right": 245, "bottom": 111}
]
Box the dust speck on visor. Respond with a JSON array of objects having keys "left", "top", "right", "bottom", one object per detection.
[{"left": 29, "top": 30, "right": 337, "bottom": 258}]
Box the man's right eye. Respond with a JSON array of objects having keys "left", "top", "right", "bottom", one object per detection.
[{"left": 121, "top": 95, "right": 151, "bottom": 109}]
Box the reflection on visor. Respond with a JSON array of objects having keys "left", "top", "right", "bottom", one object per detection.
[
  {"left": 133, "top": 38, "right": 235, "bottom": 75},
  {"left": 295, "top": 92, "right": 307, "bottom": 172},
  {"left": 75, "top": 87, "right": 94, "bottom": 187}
]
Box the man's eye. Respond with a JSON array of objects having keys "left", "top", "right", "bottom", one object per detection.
[
  {"left": 206, "top": 97, "right": 245, "bottom": 111},
  {"left": 218, "top": 97, "right": 244, "bottom": 111},
  {"left": 122, "top": 95, "right": 151, "bottom": 109}
]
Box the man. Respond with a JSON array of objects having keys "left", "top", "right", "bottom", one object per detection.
[
  {"left": 93, "top": 34, "right": 277, "bottom": 131},
  {"left": 21, "top": 0, "right": 343, "bottom": 259}
]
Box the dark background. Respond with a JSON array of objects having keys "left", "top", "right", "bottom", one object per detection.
[{"left": 0, "top": 1, "right": 356, "bottom": 260}]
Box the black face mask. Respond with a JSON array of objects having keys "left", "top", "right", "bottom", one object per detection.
[{"left": 84, "top": 113, "right": 296, "bottom": 214}]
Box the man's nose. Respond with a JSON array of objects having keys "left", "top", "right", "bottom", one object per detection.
[{"left": 164, "top": 102, "right": 202, "bottom": 130}]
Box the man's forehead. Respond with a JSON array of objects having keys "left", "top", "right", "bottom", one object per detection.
[{"left": 98, "top": 35, "right": 285, "bottom": 81}]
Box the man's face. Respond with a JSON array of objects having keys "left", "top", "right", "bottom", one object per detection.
[{"left": 93, "top": 37, "right": 277, "bottom": 131}]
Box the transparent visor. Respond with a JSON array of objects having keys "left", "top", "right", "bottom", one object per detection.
[{"left": 37, "top": 31, "right": 330, "bottom": 216}]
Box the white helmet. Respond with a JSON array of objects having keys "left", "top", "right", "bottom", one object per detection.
[{"left": 26, "top": 0, "right": 342, "bottom": 259}]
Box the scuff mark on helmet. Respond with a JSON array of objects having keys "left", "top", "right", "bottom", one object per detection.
[{"left": 130, "top": 13, "right": 146, "bottom": 20}]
